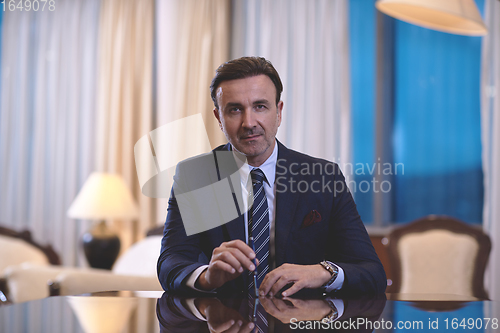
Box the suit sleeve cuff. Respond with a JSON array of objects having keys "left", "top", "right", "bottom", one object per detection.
[
  {"left": 185, "top": 265, "right": 216, "bottom": 293},
  {"left": 185, "top": 298, "right": 208, "bottom": 321},
  {"left": 324, "top": 262, "right": 344, "bottom": 292}
]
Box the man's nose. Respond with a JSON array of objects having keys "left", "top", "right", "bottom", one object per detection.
[{"left": 242, "top": 109, "right": 257, "bottom": 128}]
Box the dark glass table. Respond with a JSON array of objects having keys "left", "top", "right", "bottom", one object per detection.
[
  {"left": 0, "top": 292, "right": 498, "bottom": 333},
  {"left": 0, "top": 290, "right": 162, "bottom": 333},
  {"left": 157, "top": 293, "right": 499, "bottom": 333}
]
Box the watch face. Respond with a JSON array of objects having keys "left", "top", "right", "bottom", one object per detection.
[{"left": 320, "top": 262, "right": 332, "bottom": 273}]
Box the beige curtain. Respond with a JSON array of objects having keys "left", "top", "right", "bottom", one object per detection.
[
  {"left": 0, "top": 0, "right": 101, "bottom": 331},
  {"left": 0, "top": 0, "right": 101, "bottom": 266},
  {"left": 231, "top": 0, "right": 352, "bottom": 169},
  {"left": 155, "top": 0, "right": 230, "bottom": 220},
  {"left": 95, "top": 0, "right": 155, "bottom": 249}
]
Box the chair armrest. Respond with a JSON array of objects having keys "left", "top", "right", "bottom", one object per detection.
[
  {"left": 51, "top": 269, "right": 163, "bottom": 296},
  {"left": 1, "top": 264, "right": 76, "bottom": 303}
]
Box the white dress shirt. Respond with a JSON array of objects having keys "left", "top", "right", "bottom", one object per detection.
[
  {"left": 186, "top": 140, "right": 344, "bottom": 292},
  {"left": 184, "top": 297, "right": 345, "bottom": 323}
]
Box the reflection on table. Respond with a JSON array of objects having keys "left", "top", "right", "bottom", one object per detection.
[
  {"left": 157, "top": 293, "right": 387, "bottom": 333},
  {"left": 0, "top": 291, "right": 499, "bottom": 333},
  {"left": 156, "top": 293, "right": 500, "bottom": 333},
  {"left": 0, "top": 290, "right": 162, "bottom": 333}
]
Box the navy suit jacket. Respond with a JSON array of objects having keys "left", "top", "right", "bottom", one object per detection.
[{"left": 157, "top": 141, "right": 386, "bottom": 296}]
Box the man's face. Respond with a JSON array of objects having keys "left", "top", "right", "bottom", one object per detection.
[{"left": 214, "top": 75, "right": 283, "bottom": 166}]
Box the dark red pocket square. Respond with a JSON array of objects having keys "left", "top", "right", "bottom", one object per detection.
[{"left": 302, "top": 210, "right": 322, "bottom": 228}]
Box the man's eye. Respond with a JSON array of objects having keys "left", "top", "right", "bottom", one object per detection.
[
  {"left": 230, "top": 107, "right": 241, "bottom": 112},
  {"left": 256, "top": 105, "right": 266, "bottom": 110}
]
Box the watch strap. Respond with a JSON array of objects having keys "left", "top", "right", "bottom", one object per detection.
[{"left": 319, "top": 261, "right": 339, "bottom": 287}]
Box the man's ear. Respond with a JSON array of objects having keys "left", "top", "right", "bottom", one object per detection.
[
  {"left": 277, "top": 101, "right": 284, "bottom": 126},
  {"left": 213, "top": 108, "right": 223, "bottom": 129}
]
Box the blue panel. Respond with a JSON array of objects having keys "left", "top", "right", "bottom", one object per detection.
[
  {"left": 393, "top": 13, "right": 483, "bottom": 223},
  {"left": 349, "top": 0, "right": 376, "bottom": 224},
  {"left": 392, "top": 301, "right": 484, "bottom": 332},
  {"left": 349, "top": 0, "right": 484, "bottom": 224}
]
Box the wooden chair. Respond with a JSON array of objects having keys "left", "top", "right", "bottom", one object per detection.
[
  {"left": 0, "top": 225, "right": 61, "bottom": 303},
  {"left": 0, "top": 225, "right": 60, "bottom": 268},
  {"left": 1, "top": 225, "right": 163, "bottom": 303},
  {"left": 146, "top": 225, "right": 163, "bottom": 236},
  {"left": 385, "top": 215, "right": 490, "bottom": 300},
  {"left": 49, "top": 228, "right": 163, "bottom": 297}
]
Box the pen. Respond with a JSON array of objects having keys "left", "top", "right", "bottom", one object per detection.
[
  {"left": 248, "top": 235, "right": 259, "bottom": 297},
  {"left": 249, "top": 296, "right": 259, "bottom": 329}
]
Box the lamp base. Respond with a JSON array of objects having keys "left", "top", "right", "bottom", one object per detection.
[{"left": 82, "top": 221, "right": 121, "bottom": 270}]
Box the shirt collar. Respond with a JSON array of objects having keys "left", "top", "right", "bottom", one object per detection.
[{"left": 233, "top": 140, "right": 278, "bottom": 187}]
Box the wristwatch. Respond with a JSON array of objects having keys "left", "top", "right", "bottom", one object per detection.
[
  {"left": 321, "top": 299, "right": 339, "bottom": 323},
  {"left": 319, "top": 261, "right": 339, "bottom": 287}
]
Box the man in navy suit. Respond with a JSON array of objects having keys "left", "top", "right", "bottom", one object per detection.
[{"left": 158, "top": 57, "right": 386, "bottom": 297}]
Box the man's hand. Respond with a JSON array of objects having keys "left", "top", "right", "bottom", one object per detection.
[
  {"left": 259, "top": 297, "right": 332, "bottom": 323},
  {"left": 195, "top": 298, "right": 255, "bottom": 333},
  {"left": 196, "top": 240, "right": 257, "bottom": 290},
  {"left": 258, "top": 263, "right": 331, "bottom": 297}
]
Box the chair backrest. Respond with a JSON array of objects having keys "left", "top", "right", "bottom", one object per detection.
[
  {"left": 386, "top": 215, "right": 490, "bottom": 299},
  {"left": 0, "top": 225, "right": 61, "bottom": 304},
  {"left": 0, "top": 225, "right": 60, "bottom": 272},
  {"left": 146, "top": 225, "right": 163, "bottom": 237}
]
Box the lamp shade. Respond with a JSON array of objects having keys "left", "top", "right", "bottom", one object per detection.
[
  {"left": 68, "top": 173, "right": 139, "bottom": 220},
  {"left": 375, "top": 0, "right": 487, "bottom": 36},
  {"left": 67, "top": 296, "right": 138, "bottom": 333}
]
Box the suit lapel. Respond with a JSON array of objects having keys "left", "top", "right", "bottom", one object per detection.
[{"left": 274, "top": 141, "right": 301, "bottom": 266}]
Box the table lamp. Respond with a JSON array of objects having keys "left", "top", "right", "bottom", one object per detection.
[
  {"left": 68, "top": 173, "right": 139, "bottom": 269},
  {"left": 67, "top": 296, "right": 138, "bottom": 333},
  {"left": 375, "top": 0, "right": 487, "bottom": 36}
]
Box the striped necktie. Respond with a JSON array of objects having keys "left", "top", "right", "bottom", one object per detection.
[
  {"left": 248, "top": 297, "right": 269, "bottom": 333},
  {"left": 248, "top": 168, "right": 270, "bottom": 292}
]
